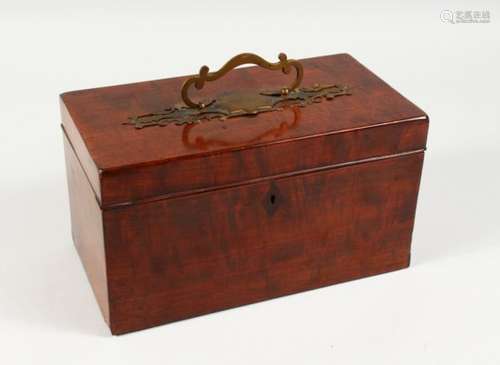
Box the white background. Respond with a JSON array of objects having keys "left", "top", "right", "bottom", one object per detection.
[{"left": 1, "top": 1, "right": 499, "bottom": 364}]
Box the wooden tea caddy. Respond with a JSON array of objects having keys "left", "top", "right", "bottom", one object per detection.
[{"left": 60, "top": 52, "right": 428, "bottom": 334}]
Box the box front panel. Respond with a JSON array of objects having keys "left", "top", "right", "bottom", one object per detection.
[{"left": 104, "top": 152, "right": 424, "bottom": 334}]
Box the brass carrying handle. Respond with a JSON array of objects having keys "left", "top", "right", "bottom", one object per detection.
[{"left": 181, "top": 52, "right": 304, "bottom": 109}]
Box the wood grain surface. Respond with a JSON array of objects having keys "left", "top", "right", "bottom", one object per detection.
[
  {"left": 63, "top": 133, "right": 109, "bottom": 325},
  {"left": 102, "top": 152, "right": 424, "bottom": 334},
  {"left": 60, "top": 53, "right": 428, "bottom": 207},
  {"left": 61, "top": 53, "right": 428, "bottom": 334}
]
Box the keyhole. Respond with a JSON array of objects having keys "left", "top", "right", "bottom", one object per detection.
[{"left": 270, "top": 194, "right": 276, "bottom": 205}]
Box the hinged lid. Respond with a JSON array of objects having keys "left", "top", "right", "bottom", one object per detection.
[{"left": 60, "top": 53, "right": 428, "bottom": 209}]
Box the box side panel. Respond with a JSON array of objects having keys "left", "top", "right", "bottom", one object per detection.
[
  {"left": 63, "top": 133, "right": 109, "bottom": 325},
  {"left": 104, "top": 151, "right": 424, "bottom": 334},
  {"left": 101, "top": 118, "right": 428, "bottom": 207},
  {"left": 60, "top": 99, "right": 102, "bottom": 204}
]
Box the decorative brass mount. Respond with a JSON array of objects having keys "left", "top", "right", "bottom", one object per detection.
[{"left": 124, "top": 53, "right": 351, "bottom": 129}]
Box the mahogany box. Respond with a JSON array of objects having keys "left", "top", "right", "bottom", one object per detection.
[{"left": 60, "top": 53, "right": 428, "bottom": 334}]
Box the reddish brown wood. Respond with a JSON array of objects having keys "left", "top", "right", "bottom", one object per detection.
[
  {"left": 98, "top": 118, "right": 427, "bottom": 207},
  {"left": 60, "top": 53, "right": 428, "bottom": 207},
  {"left": 63, "top": 133, "right": 109, "bottom": 324},
  {"left": 103, "top": 152, "right": 424, "bottom": 334},
  {"left": 61, "top": 53, "right": 428, "bottom": 335}
]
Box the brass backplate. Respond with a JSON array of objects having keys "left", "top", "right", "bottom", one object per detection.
[{"left": 124, "top": 84, "right": 351, "bottom": 129}]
